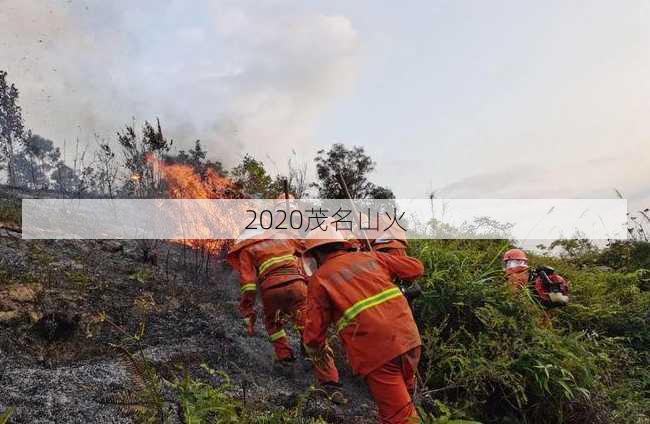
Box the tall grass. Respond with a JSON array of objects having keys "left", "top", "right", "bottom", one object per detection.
[{"left": 410, "top": 240, "right": 649, "bottom": 424}]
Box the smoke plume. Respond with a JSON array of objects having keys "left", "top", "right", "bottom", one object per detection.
[{"left": 0, "top": 0, "right": 360, "bottom": 165}]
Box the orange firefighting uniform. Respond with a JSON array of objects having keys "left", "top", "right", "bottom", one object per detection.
[
  {"left": 227, "top": 237, "right": 339, "bottom": 384},
  {"left": 303, "top": 250, "right": 424, "bottom": 423},
  {"left": 505, "top": 265, "right": 529, "bottom": 291}
]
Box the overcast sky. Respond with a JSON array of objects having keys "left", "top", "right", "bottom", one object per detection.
[{"left": 1, "top": 0, "right": 648, "bottom": 208}]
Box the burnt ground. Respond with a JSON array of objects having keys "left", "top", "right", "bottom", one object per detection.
[{"left": 0, "top": 213, "right": 377, "bottom": 423}]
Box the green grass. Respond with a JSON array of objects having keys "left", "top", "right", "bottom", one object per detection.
[
  {"left": 121, "top": 239, "right": 647, "bottom": 423},
  {"left": 0, "top": 407, "right": 14, "bottom": 424},
  {"left": 410, "top": 240, "right": 650, "bottom": 424},
  {"left": 171, "top": 364, "right": 326, "bottom": 423},
  {"left": 116, "top": 347, "right": 328, "bottom": 424},
  {"left": 172, "top": 365, "right": 241, "bottom": 424},
  {"left": 128, "top": 267, "right": 153, "bottom": 284}
]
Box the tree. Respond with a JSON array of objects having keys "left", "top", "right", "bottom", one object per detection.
[
  {"left": 231, "top": 154, "right": 275, "bottom": 198},
  {"left": 163, "top": 140, "right": 226, "bottom": 179},
  {"left": 549, "top": 238, "right": 597, "bottom": 259},
  {"left": 77, "top": 164, "right": 98, "bottom": 197},
  {"left": 94, "top": 140, "right": 119, "bottom": 198},
  {"left": 368, "top": 185, "right": 395, "bottom": 200},
  {"left": 52, "top": 162, "right": 79, "bottom": 193},
  {"left": 312, "top": 143, "right": 394, "bottom": 199},
  {"left": 14, "top": 152, "right": 44, "bottom": 188},
  {"left": 117, "top": 118, "right": 172, "bottom": 197},
  {"left": 598, "top": 240, "right": 650, "bottom": 270},
  {"left": 15, "top": 134, "right": 60, "bottom": 189},
  {"left": 285, "top": 153, "right": 310, "bottom": 198},
  {"left": 0, "top": 70, "right": 26, "bottom": 185},
  {"left": 268, "top": 158, "right": 311, "bottom": 199}
]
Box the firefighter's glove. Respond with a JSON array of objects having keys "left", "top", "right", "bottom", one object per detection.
[{"left": 548, "top": 292, "right": 569, "bottom": 306}]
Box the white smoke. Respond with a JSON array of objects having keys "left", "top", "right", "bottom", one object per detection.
[{"left": 0, "top": 0, "right": 360, "bottom": 165}]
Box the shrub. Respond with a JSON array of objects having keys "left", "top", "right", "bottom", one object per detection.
[
  {"left": 410, "top": 240, "right": 647, "bottom": 424},
  {"left": 172, "top": 365, "right": 328, "bottom": 424},
  {"left": 172, "top": 365, "right": 241, "bottom": 423},
  {"left": 596, "top": 241, "right": 650, "bottom": 271},
  {"left": 559, "top": 269, "right": 650, "bottom": 352}
]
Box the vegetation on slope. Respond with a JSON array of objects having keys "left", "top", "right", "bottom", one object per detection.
[
  {"left": 127, "top": 239, "right": 648, "bottom": 423},
  {"left": 411, "top": 239, "right": 649, "bottom": 424}
]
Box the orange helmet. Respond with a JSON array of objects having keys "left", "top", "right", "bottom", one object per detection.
[
  {"left": 503, "top": 248, "right": 529, "bottom": 273},
  {"left": 503, "top": 248, "right": 527, "bottom": 262},
  {"left": 303, "top": 219, "right": 356, "bottom": 254}
]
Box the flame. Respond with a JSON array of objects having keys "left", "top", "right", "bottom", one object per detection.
[
  {"left": 148, "top": 155, "right": 242, "bottom": 255},
  {"left": 159, "top": 163, "right": 233, "bottom": 199}
]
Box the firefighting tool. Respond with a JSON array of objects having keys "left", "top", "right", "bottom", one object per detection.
[{"left": 531, "top": 266, "right": 570, "bottom": 306}]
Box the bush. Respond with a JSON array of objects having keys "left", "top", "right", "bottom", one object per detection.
[
  {"left": 172, "top": 365, "right": 328, "bottom": 424},
  {"left": 172, "top": 365, "right": 241, "bottom": 423},
  {"left": 559, "top": 269, "right": 650, "bottom": 352},
  {"left": 596, "top": 241, "right": 650, "bottom": 271},
  {"left": 116, "top": 350, "right": 328, "bottom": 424},
  {"left": 410, "top": 240, "right": 648, "bottom": 424}
]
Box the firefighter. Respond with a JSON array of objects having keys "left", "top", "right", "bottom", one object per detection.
[
  {"left": 503, "top": 248, "right": 570, "bottom": 307},
  {"left": 226, "top": 227, "right": 339, "bottom": 387},
  {"left": 502, "top": 248, "right": 531, "bottom": 291},
  {"left": 302, "top": 225, "right": 425, "bottom": 424}
]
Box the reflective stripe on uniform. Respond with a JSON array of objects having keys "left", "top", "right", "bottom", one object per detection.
[
  {"left": 269, "top": 329, "right": 287, "bottom": 342},
  {"left": 336, "top": 287, "right": 403, "bottom": 333},
  {"left": 258, "top": 254, "right": 296, "bottom": 275},
  {"left": 240, "top": 283, "right": 257, "bottom": 293}
]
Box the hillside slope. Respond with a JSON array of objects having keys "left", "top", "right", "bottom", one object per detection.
[
  {"left": 2, "top": 188, "right": 648, "bottom": 424},
  {"left": 0, "top": 189, "right": 376, "bottom": 423}
]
